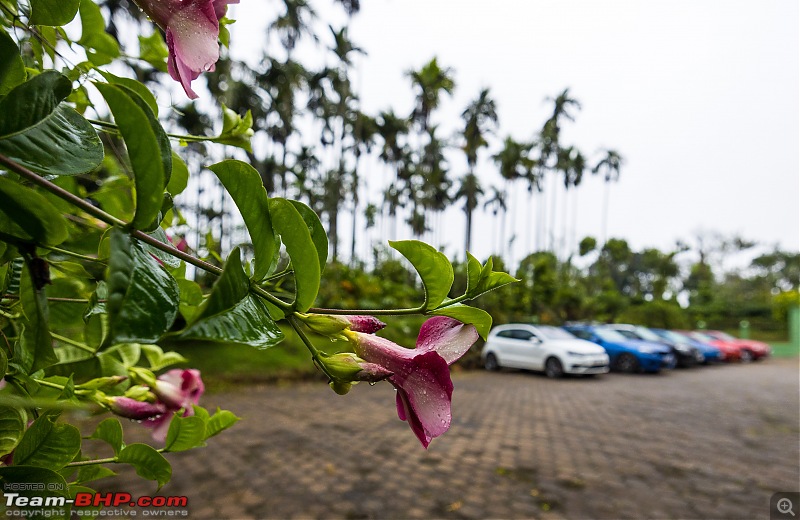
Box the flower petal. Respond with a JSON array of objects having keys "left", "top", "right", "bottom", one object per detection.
[
  {"left": 415, "top": 316, "right": 479, "bottom": 365},
  {"left": 213, "top": 0, "right": 238, "bottom": 20},
  {"left": 391, "top": 351, "right": 453, "bottom": 447},
  {"left": 165, "top": 2, "right": 219, "bottom": 98},
  {"left": 395, "top": 386, "right": 432, "bottom": 448}
]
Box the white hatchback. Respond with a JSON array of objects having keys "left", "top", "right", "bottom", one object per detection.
[{"left": 482, "top": 324, "right": 610, "bottom": 378}]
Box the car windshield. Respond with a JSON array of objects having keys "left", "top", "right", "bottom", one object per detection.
[
  {"left": 710, "top": 331, "right": 736, "bottom": 341},
  {"left": 594, "top": 329, "right": 628, "bottom": 342},
  {"left": 659, "top": 330, "right": 691, "bottom": 344},
  {"left": 690, "top": 331, "right": 714, "bottom": 341},
  {"left": 536, "top": 326, "right": 575, "bottom": 340},
  {"left": 634, "top": 327, "right": 665, "bottom": 342}
]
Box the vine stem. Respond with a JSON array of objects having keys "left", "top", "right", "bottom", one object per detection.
[
  {"left": 51, "top": 332, "right": 96, "bottom": 353},
  {"left": 41, "top": 244, "right": 104, "bottom": 263},
  {"left": 306, "top": 307, "right": 423, "bottom": 316},
  {"left": 1, "top": 295, "right": 94, "bottom": 304},
  {"left": 286, "top": 315, "right": 334, "bottom": 380},
  {"left": 89, "top": 119, "right": 216, "bottom": 143},
  {"left": 65, "top": 449, "right": 166, "bottom": 468},
  {"left": 0, "top": 153, "right": 293, "bottom": 312}
]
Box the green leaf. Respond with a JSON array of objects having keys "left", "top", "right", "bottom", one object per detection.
[
  {"left": 430, "top": 304, "right": 493, "bottom": 341},
  {"left": 209, "top": 160, "right": 276, "bottom": 281},
  {"left": 78, "top": 1, "right": 119, "bottom": 66},
  {"left": 88, "top": 418, "right": 123, "bottom": 456},
  {"left": 0, "top": 177, "right": 68, "bottom": 246},
  {"left": 389, "top": 240, "right": 453, "bottom": 310},
  {"left": 466, "top": 256, "right": 518, "bottom": 300},
  {"left": 0, "top": 71, "right": 70, "bottom": 138},
  {"left": 166, "top": 152, "right": 189, "bottom": 196},
  {"left": 0, "top": 32, "right": 25, "bottom": 95},
  {"left": 116, "top": 443, "right": 171, "bottom": 489},
  {"left": 75, "top": 465, "right": 116, "bottom": 485},
  {"left": 141, "top": 345, "right": 187, "bottom": 371},
  {"left": 14, "top": 416, "right": 81, "bottom": 470},
  {"left": 105, "top": 229, "right": 179, "bottom": 345},
  {"left": 175, "top": 248, "right": 284, "bottom": 349},
  {"left": 212, "top": 104, "right": 254, "bottom": 151},
  {"left": 465, "top": 252, "right": 483, "bottom": 296},
  {"left": 98, "top": 72, "right": 155, "bottom": 116},
  {"left": 0, "top": 466, "right": 69, "bottom": 516},
  {"left": 29, "top": 0, "right": 79, "bottom": 25},
  {"left": 289, "top": 200, "right": 328, "bottom": 272},
  {"left": 164, "top": 414, "right": 206, "bottom": 452},
  {"left": 95, "top": 83, "right": 171, "bottom": 229},
  {"left": 205, "top": 408, "right": 240, "bottom": 439},
  {"left": 144, "top": 227, "right": 181, "bottom": 269},
  {"left": 269, "top": 198, "right": 321, "bottom": 311},
  {"left": 0, "top": 104, "right": 104, "bottom": 176},
  {"left": 19, "top": 262, "right": 59, "bottom": 371},
  {"left": 0, "top": 406, "right": 26, "bottom": 457},
  {"left": 138, "top": 31, "right": 168, "bottom": 73}
]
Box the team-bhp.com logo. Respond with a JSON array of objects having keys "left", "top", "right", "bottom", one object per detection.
[{"left": 4, "top": 489, "right": 188, "bottom": 517}]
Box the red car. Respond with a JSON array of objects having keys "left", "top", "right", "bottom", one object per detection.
[
  {"left": 675, "top": 331, "right": 741, "bottom": 361},
  {"left": 701, "top": 330, "right": 770, "bottom": 362}
]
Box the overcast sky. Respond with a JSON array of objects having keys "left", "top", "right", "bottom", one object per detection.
[{"left": 229, "top": 0, "right": 799, "bottom": 265}]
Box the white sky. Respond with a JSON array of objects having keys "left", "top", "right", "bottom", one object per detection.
[{"left": 228, "top": 0, "right": 799, "bottom": 265}]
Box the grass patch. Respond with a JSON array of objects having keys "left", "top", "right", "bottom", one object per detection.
[{"left": 769, "top": 342, "right": 800, "bottom": 358}]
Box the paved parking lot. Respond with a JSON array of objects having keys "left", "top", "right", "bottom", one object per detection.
[{"left": 97, "top": 357, "right": 800, "bottom": 519}]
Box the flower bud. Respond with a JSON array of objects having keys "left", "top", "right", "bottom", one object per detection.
[
  {"left": 106, "top": 396, "right": 166, "bottom": 420},
  {"left": 298, "top": 314, "right": 386, "bottom": 336},
  {"left": 319, "top": 352, "right": 393, "bottom": 384},
  {"left": 127, "top": 367, "right": 157, "bottom": 388},
  {"left": 125, "top": 385, "right": 156, "bottom": 402},
  {"left": 77, "top": 376, "right": 127, "bottom": 391}
]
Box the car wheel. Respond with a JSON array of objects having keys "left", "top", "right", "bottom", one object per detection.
[
  {"left": 615, "top": 353, "right": 640, "bottom": 373},
  {"left": 740, "top": 349, "right": 753, "bottom": 363},
  {"left": 484, "top": 353, "right": 500, "bottom": 371},
  {"left": 544, "top": 357, "right": 564, "bottom": 379}
]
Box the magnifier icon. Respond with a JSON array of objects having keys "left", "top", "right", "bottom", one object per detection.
[{"left": 778, "top": 498, "right": 796, "bottom": 516}]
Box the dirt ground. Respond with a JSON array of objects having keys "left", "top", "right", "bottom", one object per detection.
[{"left": 95, "top": 357, "right": 800, "bottom": 519}]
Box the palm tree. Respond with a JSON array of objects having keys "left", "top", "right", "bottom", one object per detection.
[
  {"left": 406, "top": 57, "right": 455, "bottom": 132},
  {"left": 416, "top": 126, "right": 451, "bottom": 242},
  {"left": 493, "top": 136, "right": 534, "bottom": 259},
  {"left": 592, "top": 149, "right": 624, "bottom": 244},
  {"left": 454, "top": 173, "right": 484, "bottom": 253},
  {"left": 540, "top": 88, "right": 581, "bottom": 252},
  {"left": 459, "top": 88, "right": 498, "bottom": 254},
  {"left": 269, "top": 0, "right": 318, "bottom": 56},
  {"left": 555, "top": 146, "right": 587, "bottom": 256},
  {"left": 376, "top": 110, "right": 410, "bottom": 239},
  {"left": 349, "top": 111, "right": 378, "bottom": 263},
  {"left": 483, "top": 186, "right": 507, "bottom": 255}
]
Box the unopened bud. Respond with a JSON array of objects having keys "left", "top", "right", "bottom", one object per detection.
[
  {"left": 319, "top": 352, "right": 393, "bottom": 384},
  {"left": 127, "top": 367, "right": 157, "bottom": 388},
  {"left": 298, "top": 314, "right": 386, "bottom": 337},
  {"left": 124, "top": 385, "right": 156, "bottom": 402},
  {"left": 106, "top": 396, "right": 166, "bottom": 420},
  {"left": 77, "top": 376, "right": 127, "bottom": 391}
]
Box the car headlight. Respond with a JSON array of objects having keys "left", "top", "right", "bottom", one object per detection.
[
  {"left": 673, "top": 345, "right": 690, "bottom": 353},
  {"left": 567, "top": 351, "right": 588, "bottom": 356}
]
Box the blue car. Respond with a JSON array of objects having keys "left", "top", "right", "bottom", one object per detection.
[
  {"left": 650, "top": 328, "right": 723, "bottom": 364},
  {"left": 563, "top": 325, "right": 676, "bottom": 373}
]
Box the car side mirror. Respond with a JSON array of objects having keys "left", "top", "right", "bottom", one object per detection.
[{"left": 529, "top": 337, "right": 541, "bottom": 344}]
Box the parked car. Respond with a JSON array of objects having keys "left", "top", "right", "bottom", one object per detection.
[
  {"left": 482, "top": 324, "right": 609, "bottom": 378},
  {"left": 701, "top": 330, "right": 771, "bottom": 362},
  {"left": 605, "top": 324, "right": 702, "bottom": 368},
  {"left": 651, "top": 328, "right": 723, "bottom": 364},
  {"left": 676, "top": 330, "right": 741, "bottom": 362},
  {"left": 563, "top": 324, "right": 676, "bottom": 373}
]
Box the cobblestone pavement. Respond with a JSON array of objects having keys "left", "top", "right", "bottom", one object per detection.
[{"left": 96, "top": 357, "right": 799, "bottom": 519}]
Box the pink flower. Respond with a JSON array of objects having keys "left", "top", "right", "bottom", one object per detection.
[
  {"left": 144, "top": 369, "right": 205, "bottom": 442},
  {"left": 107, "top": 396, "right": 167, "bottom": 420},
  {"left": 133, "top": 0, "right": 238, "bottom": 98},
  {"left": 299, "top": 313, "right": 386, "bottom": 336},
  {"left": 347, "top": 316, "right": 478, "bottom": 448}
]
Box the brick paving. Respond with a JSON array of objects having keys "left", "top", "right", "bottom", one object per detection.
[{"left": 95, "top": 357, "right": 800, "bottom": 519}]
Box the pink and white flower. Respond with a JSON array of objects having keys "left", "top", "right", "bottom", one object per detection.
[
  {"left": 346, "top": 316, "right": 478, "bottom": 448},
  {"left": 144, "top": 369, "right": 205, "bottom": 442},
  {"left": 133, "top": 0, "right": 238, "bottom": 98}
]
